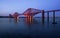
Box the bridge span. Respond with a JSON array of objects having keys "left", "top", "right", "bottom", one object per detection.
[{"left": 10, "top": 8, "right": 60, "bottom": 24}]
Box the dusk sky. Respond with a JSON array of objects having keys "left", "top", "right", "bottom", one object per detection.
[{"left": 0, "top": 0, "right": 60, "bottom": 17}]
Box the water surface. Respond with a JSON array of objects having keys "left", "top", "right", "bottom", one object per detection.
[{"left": 0, "top": 18, "right": 60, "bottom": 38}]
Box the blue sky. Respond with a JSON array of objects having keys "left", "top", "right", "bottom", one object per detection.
[{"left": 0, "top": 0, "right": 60, "bottom": 17}]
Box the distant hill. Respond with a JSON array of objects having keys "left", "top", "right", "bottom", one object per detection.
[
  {"left": 0, "top": 16, "right": 26, "bottom": 18},
  {"left": 0, "top": 16, "right": 13, "bottom": 18},
  {"left": 0, "top": 16, "right": 60, "bottom": 18}
]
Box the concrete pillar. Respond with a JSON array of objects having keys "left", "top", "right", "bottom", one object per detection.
[
  {"left": 42, "top": 10, "right": 45, "bottom": 24},
  {"left": 29, "top": 16, "right": 33, "bottom": 23},
  {"left": 52, "top": 11, "right": 57, "bottom": 24},
  {"left": 47, "top": 12, "right": 49, "bottom": 23}
]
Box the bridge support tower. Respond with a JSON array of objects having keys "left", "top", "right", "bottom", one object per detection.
[
  {"left": 52, "top": 11, "right": 57, "bottom": 24},
  {"left": 47, "top": 12, "right": 49, "bottom": 23},
  {"left": 42, "top": 10, "right": 45, "bottom": 24}
]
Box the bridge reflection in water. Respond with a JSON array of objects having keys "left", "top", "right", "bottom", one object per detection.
[
  {"left": 25, "top": 16, "right": 33, "bottom": 24},
  {"left": 0, "top": 18, "right": 60, "bottom": 38}
]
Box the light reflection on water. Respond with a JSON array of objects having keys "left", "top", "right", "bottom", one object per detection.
[{"left": 0, "top": 18, "right": 60, "bottom": 38}]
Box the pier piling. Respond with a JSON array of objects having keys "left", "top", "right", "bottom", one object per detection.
[
  {"left": 47, "top": 12, "right": 49, "bottom": 23},
  {"left": 42, "top": 10, "right": 45, "bottom": 24},
  {"left": 52, "top": 11, "right": 57, "bottom": 24}
]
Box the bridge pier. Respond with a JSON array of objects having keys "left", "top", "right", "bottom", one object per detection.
[
  {"left": 52, "top": 11, "right": 57, "bottom": 24},
  {"left": 42, "top": 10, "right": 45, "bottom": 24},
  {"left": 29, "top": 16, "right": 33, "bottom": 23},
  {"left": 25, "top": 15, "right": 33, "bottom": 24},
  {"left": 47, "top": 12, "right": 49, "bottom": 23}
]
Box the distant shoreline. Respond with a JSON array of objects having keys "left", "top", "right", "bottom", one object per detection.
[{"left": 0, "top": 16, "right": 60, "bottom": 18}]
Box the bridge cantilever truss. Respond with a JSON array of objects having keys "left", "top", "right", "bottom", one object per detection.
[
  {"left": 11, "top": 8, "right": 60, "bottom": 24},
  {"left": 22, "top": 8, "right": 42, "bottom": 16}
]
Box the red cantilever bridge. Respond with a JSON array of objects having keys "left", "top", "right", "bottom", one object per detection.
[
  {"left": 17, "top": 8, "right": 42, "bottom": 16},
  {"left": 12, "top": 8, "right": 60, "bottom": 24}
]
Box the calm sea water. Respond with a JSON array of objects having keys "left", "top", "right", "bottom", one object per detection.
[{"left": 0, "top": 18, "right": 60, "bottom": 38}]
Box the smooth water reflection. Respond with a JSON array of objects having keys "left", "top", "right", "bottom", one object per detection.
[{"left": 0, "top": 18, "right": 60, "bottom": 38}]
